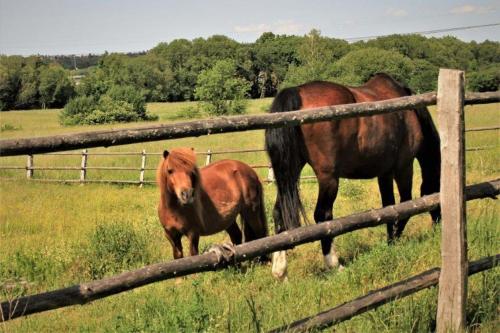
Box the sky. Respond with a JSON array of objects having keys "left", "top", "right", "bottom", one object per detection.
[{"left": 1, "top": 0, "right": 499, "bottom": 56}]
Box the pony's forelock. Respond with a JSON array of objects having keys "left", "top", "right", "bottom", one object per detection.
[{"left": 165, "top": 148, "right": 197, "bottom": 174}]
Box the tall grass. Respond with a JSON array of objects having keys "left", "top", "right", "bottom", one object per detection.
[{"left": 0, "top": 101, "right": 498, "bottom": 332}]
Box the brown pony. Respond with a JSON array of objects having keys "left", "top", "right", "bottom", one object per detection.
[
  {"left": 265, "top": 73, "right": 441, "bottom": 280},
  {"left": 157, "top": 147, "right": 268, "bottom": 260}
]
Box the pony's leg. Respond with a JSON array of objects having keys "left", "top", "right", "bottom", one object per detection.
[
  {"left": 394, "top": 166, "right": 413, "bottom": 238},
  {"left": 164, "top": 228, "right": 183, "bottom": 259},
  {"left": 187, "top": 232, "right": 200, "bottom": 257},
  {"left": 226, "top": 221, "right": 243, "bottom": 245},
  {"left": 377, "top": 174, "right": 396, "bottom": 243},
  {"left": 314, "top": 176, "right": 342, "bottom": 270},
  {"left": 272, "top": 199, "right": 288, "bottom": 281}
]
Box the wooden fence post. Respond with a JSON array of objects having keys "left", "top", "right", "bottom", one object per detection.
[
  {"left": 80, "top": 149, "right": 88, "bottom": 183},
  {"left": 26, "top": 154, "right": 33, "bottom": 179},
  {"left": 139, "top": 149, "right": 146, "bottom": 187},
  {"left": 436, "top": 69, "right": 467, "bottom": 333},
  {"left": 205, "top": 149, "right": 212, "bottom": 166}
]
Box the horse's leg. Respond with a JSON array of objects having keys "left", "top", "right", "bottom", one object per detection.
[
  {"left": 271, "top": 198, "right": 288, "bottom": 281},
  {"left": 187, "top": 231, "right": 200, "bottom": 257},
  {"left": 226, "top": 221, "right": 243, "bottom": 245},
  {"left": 377, "top": 174, "right": 396, "bottom": 243},
  {"left": 394, "top": 165, "right": 413, "bottom": 238},
  {"left": 164, "top": 228, "right": 183, "bottom": 259},
  {"left": 315, "top": 176, "right": 342, "bottom": 270}
]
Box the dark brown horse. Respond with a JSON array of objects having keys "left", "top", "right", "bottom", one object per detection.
[
  {"left": 265, "top": 73, "right": 441, "bottom": 280},
  {"left": 157, "top": 147, "right": 268, "bottom": 260}
]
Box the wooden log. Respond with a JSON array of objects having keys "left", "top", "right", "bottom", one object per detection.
[
  {"left": 1, "top": 91, "right": 498, "bottom": 157},
  {"left": 1, "top": 179, "right": 498, "bottom": 322},
  {"left": 0, "top": 93, "right": 437, "bottom": 157},
  {"left": 436, "top": 69, "right": 467, "bottom": 333},
  {"left": 269, "top": 254, "right": 499, "bottom": 333}
]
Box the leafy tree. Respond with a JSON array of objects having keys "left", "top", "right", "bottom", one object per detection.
[
  {"left": 467, "top": 65, "right": 500, "bottom": 92},
  {"left": 38, "top": 64, "right": 75, "bottom": 108},
  {"left": 195, "top": 60, "right": 251, "bottom": 116},
  {"left": 253, "top": 32, "right": 302, "bottom": 97},
  {"left": 0, "top": 56, "right": 23, "bottom": 110},
  {"left": 16, "top": 58, "right": 41, "bottom": 109},
  {"left": 330, "top": 47, "right": 414, "bottom": 86},
  {"left": 408, "top": 59, "right": 438, "bottom": 93},
  {"left": 282, "top": 29, "right": 348, "bottom": 87}
]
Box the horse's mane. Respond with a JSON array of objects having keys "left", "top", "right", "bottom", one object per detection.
[{"left": 156, "top": 148, "right": 198, "bottom": 187}]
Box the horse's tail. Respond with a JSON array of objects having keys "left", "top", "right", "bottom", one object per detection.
[
  {"left": 265, "top": 86, "right": 307, "bottom": 230},
  {"left": 415, "top": 105, "right": 442, "bottom": 222}
]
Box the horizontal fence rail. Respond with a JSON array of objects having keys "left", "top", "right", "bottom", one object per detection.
[
  {"left": 1, "top": 91, "right": 499, "bottom": 157},
  {"left": 269, "top": 254, "right": 499, "bottom": 333},
  {"left": 1, "top": 178, "right": 498, "bottom": 322}
]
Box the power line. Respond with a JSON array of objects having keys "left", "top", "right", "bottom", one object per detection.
[{"left": 344, "top": 22, "right": 500, "bottom": 42}]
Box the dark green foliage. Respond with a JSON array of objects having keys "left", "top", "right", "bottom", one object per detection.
[
  {"left": 330, "top": 47, "right": 414, "bottom": 86},
  {"left": 59, "top": 89, "right": 157, "bottom": 125},
  {"left": 467, "top": 65, "right": 500, "bottom": 92},
  {"left": 1, "top": 34, "right": 498, "bottom": 111},
  {"left": 59, "top": 95, "right": 96, "bottom": 125},
  {"left": 0, "top": 56, "right": 75, "bottom": 110}
]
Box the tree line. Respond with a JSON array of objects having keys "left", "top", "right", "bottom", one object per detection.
[{"left": 1, "top": 31, "right": 498, "bottom": 114}]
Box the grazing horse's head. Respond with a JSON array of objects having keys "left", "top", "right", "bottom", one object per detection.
[{"left": 159, "top": 148, "right": 199, "bottom": 205}]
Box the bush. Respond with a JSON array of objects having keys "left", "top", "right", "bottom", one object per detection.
[
  {"left": 59, "top": 95, "right": 96, "bottom": 125},
  {"left": 82, "top": 223, "right": 150, "bottom": 279},
  {"left": 59, "top": 87, "right": 158, "bottom": 125},
  {"left": 467, "top": 65, "right": 500, "bottom": 92}
]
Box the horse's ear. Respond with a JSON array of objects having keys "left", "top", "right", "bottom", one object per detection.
[{"left": 163, "top": 150, "right": 169, "bottom": 159}]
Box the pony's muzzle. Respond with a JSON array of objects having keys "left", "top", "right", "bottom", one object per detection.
[{"left": 179, "top": 188, "right": 194, "bottom": 204}]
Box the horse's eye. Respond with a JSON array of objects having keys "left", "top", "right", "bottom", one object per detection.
[{"left": 167, "top": 169, "right": 174, "bottom": 174}]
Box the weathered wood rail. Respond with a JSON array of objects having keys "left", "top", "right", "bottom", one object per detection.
[
  {"left": 269, "top": 254, "right": 499, "bottom": 333},
  {"left": 0, "top": 91, "right": 498, "bottom": 156},
  {"left": 1, "top": 178, "right": 498, "bottom": 322}
]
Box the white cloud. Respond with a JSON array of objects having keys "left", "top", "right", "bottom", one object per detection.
[
  {"left": 386, "top": 8, "right": 408, "bottom": 17},
  {"left": 233, "top": 20, "right": 303, "bottom": 34},
  {"left": 450, "top": 4, "right": 496, "bottom": 14}
]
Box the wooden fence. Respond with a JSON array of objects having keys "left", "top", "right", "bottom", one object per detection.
[
  {"left": 0, "top": 124, "right": 498, "bottom": 186},
  {"left": 1, "top": 70, "right": 499, "bottom": 331}
]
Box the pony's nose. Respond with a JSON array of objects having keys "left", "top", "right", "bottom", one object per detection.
[{"left": 180, "top": 188, "right": 194, "bottom": 203}]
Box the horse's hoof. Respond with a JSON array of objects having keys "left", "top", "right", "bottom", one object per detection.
[
  {"left": 175, "top": 277, "right": 183, "bottom": 285},
  {"left": 272, "top": 251, "right": 288, "bottom": 282},
  {"left": 324, "top": 252, "right": 340, "bottom": 269}
]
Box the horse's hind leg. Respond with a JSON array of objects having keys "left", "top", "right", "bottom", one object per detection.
[
  {"left": 378, "top": 174, "right": 396, "bottom": 243},
  {"left": 226, "top": 221, "right": 243, "bottom": 245},
  {"left": 394, "top": 165, "right": 413, "bottom": 238},
  {"left": 314, "top": 175, "right": 342, "bottom": 270}
]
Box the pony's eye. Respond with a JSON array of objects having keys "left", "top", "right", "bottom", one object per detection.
[{"left": 167, "top": 169, "right": 174, "bottom": 174}]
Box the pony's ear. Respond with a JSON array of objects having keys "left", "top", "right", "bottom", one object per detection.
[{"left": 163, "top": 150, "right": 169, "bottom": 159}]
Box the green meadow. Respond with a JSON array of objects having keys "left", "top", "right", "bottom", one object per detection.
[{"left": 0, "top": 100, "right": 498, "bottom": 332}]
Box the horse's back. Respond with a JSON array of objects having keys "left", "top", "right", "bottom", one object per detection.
[{"left": 297, "top": 75, "right": 423, "bottom": 178}]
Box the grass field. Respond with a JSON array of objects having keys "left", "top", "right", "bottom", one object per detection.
[{"left": 0, "top": 100, "right": 499, "bottom": 332}]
